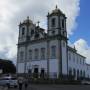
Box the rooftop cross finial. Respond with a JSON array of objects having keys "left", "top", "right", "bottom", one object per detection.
[
  {"left": 56, "top": 5, "right": 58, "bottom": 9},
  {"left": 74, "top": 45, "right": 76, "bottom": 50},
  {"left": 37, "top": 21, "right": 40, "bottom": 26},
  {"left": 27, "top": 16, "right": 29, "bottom": 20}
]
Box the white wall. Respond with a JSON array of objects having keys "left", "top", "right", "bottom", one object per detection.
[
  {"left": 61, "top": 40, "right": 67, "bottom": 75},
  {"left": 68, "top": 50, "right": 87, "bottom": 79},
  {"left": 17, "top": 63, "right": 25, "bottom": 73}
]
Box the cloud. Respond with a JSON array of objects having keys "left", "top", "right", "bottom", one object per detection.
[
  {"left": 0, "top": 0, "right": 80, "bottom": 64},
  {"left": 74, "top": 39, "right": 90, "bottom": 64}
]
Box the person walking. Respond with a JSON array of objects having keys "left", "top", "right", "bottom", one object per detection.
[
  {"left": 18, "top": 76, "right": 24, "bottom": 90},
  {"left": 24, "top": 77, "right": 28, "bottom": 90}
]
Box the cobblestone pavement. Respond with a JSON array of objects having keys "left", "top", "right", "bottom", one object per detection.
[{"left": 0, "top": 84, "right": 90, "bottom": 90}]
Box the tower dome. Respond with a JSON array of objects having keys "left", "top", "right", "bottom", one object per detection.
[
  {"left": 47, "top": 5, "right": 65, "bottom": 17},
  {"left": 23, "top": 16, "right": 33, "bottom": 24},
  {"left": 19, "top": 16, "right": 33, "bottom": 26}
]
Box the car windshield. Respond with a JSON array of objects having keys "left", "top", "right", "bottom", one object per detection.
[
  {"left": 0, "top": 78, "right": 10, "bottom": 80},
  {"left": 11, "top": 77, "right": 17, "bottom": 80},
  {"left": 0, "top": 77, "right": 17, "bottom": 80}
]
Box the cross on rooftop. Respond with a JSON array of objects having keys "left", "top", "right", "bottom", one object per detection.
[
  {"left": 27, "top": 16, "right": 29, "bottom": 20},
  {"left": 56, "top": 5, "right": 58, "bottom": 9},
  {"left": 37, "top": 21, "right": 40, "bottom": 26}
]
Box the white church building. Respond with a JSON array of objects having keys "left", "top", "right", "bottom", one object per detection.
[{"left": 17, "top": 6, "right": 90, "bottom": 80}]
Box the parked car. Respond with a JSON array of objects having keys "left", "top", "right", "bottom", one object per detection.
[
  {"left": 81, "top": 80, "right": 90, "bottom": 85},
  {"left": 0, "top": 76, "right": 18, "bottom": 87}
]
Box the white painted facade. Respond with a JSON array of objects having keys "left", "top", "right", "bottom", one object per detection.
[{"left": 17, "top": 6, "right": 90, "bottom": 80}]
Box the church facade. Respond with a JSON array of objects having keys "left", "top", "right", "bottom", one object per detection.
[{"left": 17, "top": 6, "right": 90, "bottom": 80}]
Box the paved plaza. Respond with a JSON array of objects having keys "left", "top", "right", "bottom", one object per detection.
[{"left": 0, "top": 84, "right": 90, "bottom": 90}]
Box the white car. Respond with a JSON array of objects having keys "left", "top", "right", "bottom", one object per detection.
[
  {"left": 81, "top": 80, "right": 90, "bottom": 85},
  {"left": 0, "top": 76, "right": 18, "bottom": 88}
]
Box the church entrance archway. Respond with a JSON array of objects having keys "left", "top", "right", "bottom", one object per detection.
[
  {"left": 40, "top": 68, "right": 45, "bottom": 78},
  {"left": 33, "top": 67, "right": 39, "bottom": 78}
]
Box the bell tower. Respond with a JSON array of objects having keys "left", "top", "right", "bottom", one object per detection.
[
  {"left": 18, "top": 16, "right": 36, "bottom": 43},
  {"left": 47, "top": 6, "right": 68, "bottom": 77},
  {"left": 47, "top": 5, "right": 67, "bottom": 38}
]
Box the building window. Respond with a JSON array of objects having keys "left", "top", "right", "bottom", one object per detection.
[
  {"left": 80, "top": 58, "right": 81, "bottom": 64},
  {"left": 83, "top": 71, "right": 85, "bottom": 77},
  {"left": 77, "top": 69, "right": 79, "bottom": 78},
  {"left": 52, "top": 30, "right": 55, "bottom": 35},
  {"left": 77, "top": 56, "right": 78, "bottom": 64},
  {"left": 69, "top": 68, "right": 72, "bottom": 76},
  {"left": 73, "top": 68, "right": 76, "bottom": 76},
  {"left": 20, "top": 51, "right": 24, "bottom": 62},
  {"left": 51, "top": 18, "right": 56, "bottom": 27},
  {"left": 73, "top": 53, "right": 75, "bottom": 62},
  {"left": 29, "top": 50, "right": 32, "bottom": 60},
  {"left": 51, "top": 46, "right": 56, "bottom": 59},
  {"left": 34, "top": 49, "right": 39, "bottom": 60},
  {"left": 31, "top": 29, "right": 34, "bottom": 36},
  {"left": 62, "top": 19, "right": 64, "bottom": 28},
  {"left": 83, "top": 60, "right": 84, "bottom": 65},
  {"left": 63, "top": 41, "right": 65, "bottom": 47},
  {"left": 41, "top": 48, "right": 45, "bottom": 60},
  {"left": 68, "top": 53, "right": 71, "bottom": 60},
  {"left": 22, "top": 27, "right": 25, "bottom": 35},
  {"left": 80, "top": 70, "right": 82, "bottom": 77}
]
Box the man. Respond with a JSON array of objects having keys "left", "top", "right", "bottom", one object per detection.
[
  {"left": 18, "top": 76, "right": 24, "bottom": 90},
  {"left": 24, "top": 77, "right": 29, "bottom": 90}
]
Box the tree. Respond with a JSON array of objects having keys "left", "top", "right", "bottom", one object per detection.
[{"left": 0, "top": 59, "right": 16, "bottom": 74}]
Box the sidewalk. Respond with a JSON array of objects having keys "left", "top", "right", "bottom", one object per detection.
[
  {"left": 1, "top": 84, "right": 90, "bottom": 90},
  {"left": 0, "top": 86, "right": 8, "bottom": 90}
]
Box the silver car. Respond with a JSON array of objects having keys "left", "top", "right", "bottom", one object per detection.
[{"left": 0, "top": 76, "right": 18, "bottom": 88}]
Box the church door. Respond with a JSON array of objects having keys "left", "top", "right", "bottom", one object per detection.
[
  {"left": 34, "top": 68, "right": 38, "bottom": 78},
  {"left": 40, "top": 69, "right": 45, "bottom": 78}
]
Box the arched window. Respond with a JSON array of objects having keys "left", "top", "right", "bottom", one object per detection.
[
  {"left": 80, "top": 70, "right": 82, "bottom": 77},
  {"left": 63, "top": 41, "right": 65, "bottom": 47},
  {"left": 29, "top": 50, "right": 32, "bottom": 60},
  {"left": 52, "top": 30, "right": 55, "bottom": 35},
  {"left": 77, "top": 69, "right": 79, "bottom": 77},
  {"left": 51, "top": 18, "right": 56, "bottom": 27},
  {"left": 51, "top": 46, "right": 56, "bottom": 59},
  {"left": 31, "top": 29, "right": 34, "bottom": 35},
  {"left": 69, "top": 68, "right": 72, "bottom": 76},
  {"left": 41, "top": 48, "right": 45, "bottom": 59},
  {"left": 68, "top": 52, "right": 71, "bottom": 60},
  {"left": 20, "top": 51, "right": 24, "bottom": 62},
  {"left": 83, "top": 71, "right": 85, "bottom": 77},
  {"left": 22, "top": 27, "right": 25, "bottom": 35},
  {"left": 62, "top": 19, "right": 64, "bottom": 28},
  {"left": 34, "top": 49, "right": 39, "bottom": 60},
  {"left": 73, "top": 68, "right": 76, "bottom": 76}
]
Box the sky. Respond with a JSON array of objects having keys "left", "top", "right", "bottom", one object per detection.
[{"left": 0, "top": 0, "right": 90, "bottom": 64}]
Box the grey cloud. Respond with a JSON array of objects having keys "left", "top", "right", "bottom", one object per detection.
[{"left": 0, "top": 0, "right": 80, "bottom": 64}]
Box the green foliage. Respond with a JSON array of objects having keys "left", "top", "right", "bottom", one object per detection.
[{"left": 0, "top": 59, "right": 16, "bottom": 74}]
